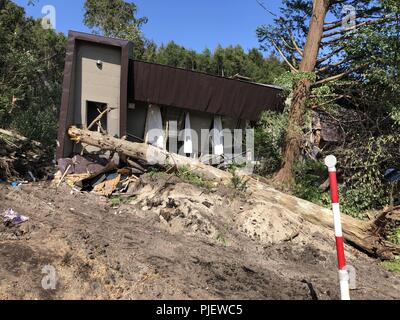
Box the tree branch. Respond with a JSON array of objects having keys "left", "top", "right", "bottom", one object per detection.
[
  {"left": 270, "top": 39, "right": 299, "bottom": 73},
  {"left": 323, "top": 20, "right": 343, "bottom": 32},
  {"left": 317, "top": 46, "right": 345, "bottom": 63},
  {"left": 314, "top": 72, "right": 349, "bottom": 86},
  {"left": 316, "top": 58, "right": 351, "bottom": 74},
  {"left": 289, "top": 30, "right": 303, "bottom": 57},
  {"left": 279, "top": 36, "right": 296, "bottom": 52},
  {"left": 322, "top": 16, "right": 396, "bottom": 39},
  {"left": 320, "top": 34, "right": 349, "bottom": 47},
  {"left": 255, "top": 0, "right": 277, "bottom": 17},
  {"left": 314, "top": 64, "right": 368, "bottom": 86},
  {"left": 311, "top": 95, "right": 347, "bottom": 109}
]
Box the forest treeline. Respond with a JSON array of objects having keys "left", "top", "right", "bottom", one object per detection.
[
  {"left": 1, "top": 0, "right": 400, "bottom": 227},
  {"left": 0, "top": 0, "right": 285, "bottom": 142},
  {"left": 146, "top": 42, "right": 286, "bottom": 85}
]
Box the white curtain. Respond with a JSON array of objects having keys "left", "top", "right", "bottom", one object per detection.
[
  {"left": 213, "top": 115, "right": 224, "bottom": 156},
  {"left": 184, "top": 113, "right": 193, "bottom": 154},
  {"left": 145, "top": 105, "right": 164, "bottom": 149}
]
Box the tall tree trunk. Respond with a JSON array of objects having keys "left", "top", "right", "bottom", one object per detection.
[{"left": 274, "top": 0, "right": 330, "bottom": 184}]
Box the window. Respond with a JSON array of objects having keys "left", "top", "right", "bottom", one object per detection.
[{"left": 86, "top": 101, "right": 107, "bottom": 133}]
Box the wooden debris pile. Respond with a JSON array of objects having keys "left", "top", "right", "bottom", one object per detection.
[
  {"left": 54, "top": 153, "right": 143, "bottom": 197},
  {"left": 0, "top": 129, "right": 52, "bottom": 181}
]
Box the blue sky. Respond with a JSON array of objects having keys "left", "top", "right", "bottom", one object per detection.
[{"left": 13, "top": 0, "right": 282, "bottom": 54}]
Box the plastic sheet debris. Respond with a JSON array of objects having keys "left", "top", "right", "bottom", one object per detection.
[
  {"left": 28, "top": 171, "right": 36, "bottom": 182},
  {"left": 11, "top": 181, "right": 23, "bottom": 188},
  {"left": 3, "top": 208, "right": 29, "bottom": 225},
  {"left": 58, "top": 155, "right": 106, "bottom": 175},
  {"left": 384, "top": 168, "right": 400, "bottom": 182}
]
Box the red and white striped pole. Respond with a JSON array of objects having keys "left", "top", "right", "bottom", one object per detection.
[{"left": 324, "top": 155, "right": 350, "bottom": 301}]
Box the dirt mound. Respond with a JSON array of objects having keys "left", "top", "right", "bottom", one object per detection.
[{"left": 0, "top": 175, "right": 399, "bottom": 300}]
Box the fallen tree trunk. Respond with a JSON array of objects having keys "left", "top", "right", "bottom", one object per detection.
[
  {"left": 68, "top": 126, "right": 231, "bottom": 182},
  {"left": 247, "top": 179, "right": 400, "bottom": 259},
  {"left": 68, "top": 127, "right": 400, "bottom": 259}
]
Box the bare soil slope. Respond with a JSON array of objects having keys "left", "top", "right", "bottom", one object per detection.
[{"left": 0, "top": 174, "right": 399, "bottom": 300}]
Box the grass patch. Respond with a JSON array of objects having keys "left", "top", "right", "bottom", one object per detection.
[
  {"left": 176, "top": 165, "right": 213, "bottom": 190},
  {"left": 109, "top": 195, "right": 132, "bottom": 207},
  {"left": 381, "top": 256, "right": 400, "bottom": 273},
  {"left": 228, "top": 164, "right": 249, "bottom": 192},
  {"left": 148, "top": 167, "right": 168, "bottom": 178},
  {"left": 388, "top": 228, "right": 400, "bottom": 245},
  {"left": 216, "top": 225, "right": 229, "bottom": 246}
]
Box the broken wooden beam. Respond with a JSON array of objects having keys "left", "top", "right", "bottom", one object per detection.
[{"left": 87, "top": 106, "right": 112, "bottom": 131}]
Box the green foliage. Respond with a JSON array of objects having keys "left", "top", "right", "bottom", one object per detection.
[
  {"left": 292, "top": 160, "right": 331, "bottom": 208},
  {"left": 334, "top": 135, "right": 400, "bottom": 216},
  {"left": 289, "top": 141, "right": 395, "bottom": 219},
  {"left": 156, "top": 41, "right": 198, "bottom": 70},
  {"left": 290, "top": 156, "right": 387, "bottom": 219},
  {"left": 84, "top": 0, "right": 287, "bottom": 82},
  {"left": 83, "top": 0, "right": 146, "bottom": 48},
  {"left": 381, "top": 256, "right": 400, "bottom": 273},
  {"left": 290, "top": 159, "right": 372, "bottom": 219},
  {"left": 216, "top": 224, "right": 229, "bottom": 246},
  {"left": 255, "top": 0, "right": 400, "bottom": 218},
  {"left": 176, "top": 165, "right": 212, "bottom": 190},
  {"left": 110, "top": 194, "right": 132, "bottom": 207},
  {"left": 154, "top": 42, "right": 286, "bottom": 84},
  {"left": 339, "top": 186, "right": 385, "bottom": 219},
  {"left": 275, "top": 71, "right": 317, "bottom": 93},
  {"left": 227, "top": 164, "right": 248, "bottom": 192},
  {"left": 11, "top": 104, "right": 58, "bottom": 144},
  {"left": 1, "top": 0, "right": 284, "bottom": 154},
  {"left": 83, "top": 0, "right": 148, "bottom": 58},
  {"left": 254, "top": 111, "right": 288, "bottom": 176},
  {"left": 388, "top": 229, "right": 400, "bottom": 245},
  {"left": 323, "top": 2, "right": 400, "bottom": 216},
  {"left": 84, "top": 0, "right": 147, "bottom": 36},
  {"left": 0, "top": 0, "right": 66, "bottom": 147},
  {"left": 230, "top": 174, "right": 248, "bottom": 192},
  {"left": 148, "top": 166, "right": 165, "bottom": 178}
]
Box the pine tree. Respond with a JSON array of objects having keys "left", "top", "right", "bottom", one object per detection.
[
  {"left": 257, "top": 0, "right": 399, "bottom": 184},
  {"left": 83, "top": 0, "right": 148, "bottom": 58}
]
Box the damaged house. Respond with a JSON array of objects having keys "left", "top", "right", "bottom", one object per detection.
[{"left": 56, "top": 31, "right": 283, "bottom": 163}]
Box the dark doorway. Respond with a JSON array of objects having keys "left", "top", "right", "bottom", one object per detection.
[
  {"left": 126, "top": 101, "right": 148, "bottom": 142},
  {"left": 87, "top": 101, "right": 107, "bottom": 132}
]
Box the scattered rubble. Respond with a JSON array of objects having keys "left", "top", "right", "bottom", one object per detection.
[
  {"left": 0, "top": 128, "right": 399, "bottom": 300},
  {"left": 0, "top": 177, "right": 399, "bottom": 300},
  {"left": 54, "top": 152, "right": 143, "bottom": 197},
  {"left": 3, "top": 208, "right": 29, "bottom": 226},
  {"left": 0, "top": 129, "right": 53, "bottom": 182}
]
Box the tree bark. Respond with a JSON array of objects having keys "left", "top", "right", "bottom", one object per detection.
[
  {"left": 68, "top": 126, "right": 400, "bottom": 259},
  {"left": 248, "top": 178, "right": 400, "bottom": 259},
  {"left": 274, "top": 0, "right": 331, "bottom": 184},
  {"left": 68, "top": 126, "right": 231, "bottom": 182}
]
